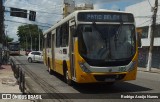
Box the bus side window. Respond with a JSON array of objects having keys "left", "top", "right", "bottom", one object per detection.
[
  {"left": 47, "top": 32, "right": 51, "bottom": 48},
  {"left": 62, "top": 22, "right": 69, "bottom": 47},
  {"left": 56, "top": 22, "right": 69, "bottom": 48},
  {"left": 56, "top": 27, "right": 61, "bottom": 47}
]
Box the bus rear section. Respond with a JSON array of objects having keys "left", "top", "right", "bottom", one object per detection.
[{"left": 8, "top": 42, "right": 20, "bottom": 55}]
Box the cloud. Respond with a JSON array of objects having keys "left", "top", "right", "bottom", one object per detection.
[
  {"left": 111, "top": 4, "right": 120, "bottom": 10},
  {"left": 92, "top": 0, "right": 144, "bottom": 4},
  {"left": 4, "top": 0, "right": 144, "bottom": 41},
  {"left": 4, "top": 0, "right": 63, "bottom": 41}
]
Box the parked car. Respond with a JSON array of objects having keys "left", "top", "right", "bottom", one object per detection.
[
  {"left": 27, "top": 51, "right": 43, "bottom": 63},
  {"left": 25, "top": 49, "right": 31, "bottom": 56}
]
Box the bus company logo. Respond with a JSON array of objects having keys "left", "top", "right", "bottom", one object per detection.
[{"left": 2, "top": 94, "right": 11, "bottom": 99}]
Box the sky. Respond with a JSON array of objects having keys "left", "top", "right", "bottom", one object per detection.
[{"left": 3, "top": 0, "right": 145, "bottom": 41}]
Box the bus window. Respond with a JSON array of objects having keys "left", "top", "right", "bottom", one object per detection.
[
  {"left": 47, "top": 32, "right": 51, "bottom": 48},
  {"left": 56, "top": 27, "right": 61, "bottom": 47},
  {"left": 62, "top": 22, "right": 69, "bottom": 47},
  {"left": 56, "top": 22, "right": 69, "bottom": 47}
]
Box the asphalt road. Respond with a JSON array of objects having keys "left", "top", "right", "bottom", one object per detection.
[{"left": 10, "top": 55, "right": 160, "bottom": 102}]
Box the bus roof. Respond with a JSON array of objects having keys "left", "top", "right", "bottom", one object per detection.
[{"left": 43, "top": 10, "right": 133, "bottom": 35}]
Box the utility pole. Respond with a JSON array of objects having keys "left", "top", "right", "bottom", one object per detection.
[
  {"left": 0, "top": 0, "right": 4, "bottom": 65},
  {"left": 147, "top": 0, "right": 158, "bottom": 71},
  {"left": 37, "top": 26, "right": 40, "bottom": 51},
  {"left": 28, "top": 25, "right": 32, "bottom": 51}
]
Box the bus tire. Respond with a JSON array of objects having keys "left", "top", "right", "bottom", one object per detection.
[
  {"left": 63, "top": 62, "right": 72, "bottom": 85},
  {"left": 48, "top": 59, "right": 53, "bottom": 75}
]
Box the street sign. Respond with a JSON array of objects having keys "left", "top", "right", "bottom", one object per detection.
[
  {"left": 29, "top": 11, "right": 36, "bottom": 21},
  {"left": 10, "top": 8, "right": 27, "bottom": 18}
]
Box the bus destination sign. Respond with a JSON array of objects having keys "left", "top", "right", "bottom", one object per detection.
[{"left": 77, "top": 12, "right": 134, "bottom": 22}]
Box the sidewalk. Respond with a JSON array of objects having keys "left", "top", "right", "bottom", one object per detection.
[
  {"left": 0, "top": 64, "right": 30, "bottom": 102},
  {"left": 138, "top": 67, "right": 160, "bottom": 74}
]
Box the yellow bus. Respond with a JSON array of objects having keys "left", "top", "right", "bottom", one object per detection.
[{"left": 43, "top": 10, "right": 139, "bottom": 85}]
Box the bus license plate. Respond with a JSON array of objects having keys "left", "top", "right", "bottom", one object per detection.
[{"left": 105, "top": 78, "right": 115, "bottom": 82}]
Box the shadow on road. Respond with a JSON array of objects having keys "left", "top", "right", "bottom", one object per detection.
[
  {"left": 72, "top": 82, "right": 152, "bottom": 94},
  {"left": 49, "top": 70, "right": 152, "bottom": 94}
]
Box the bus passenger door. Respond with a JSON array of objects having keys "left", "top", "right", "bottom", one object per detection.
[
  {"left": 51, "top": 30, "right": 55, "bottom": 71},
  {"left": 69, "top": 19, "right": 76, "bottom": 80}
]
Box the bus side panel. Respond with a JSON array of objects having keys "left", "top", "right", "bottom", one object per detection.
[
  {"left": 54, "top": 48, "right": 64, "bottom": 75},
  {"left": 73, "top": 40, "right": 96, "bottom": 83}
]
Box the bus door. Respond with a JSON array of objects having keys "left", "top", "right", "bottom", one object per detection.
[
  {"left": 51, "top": 30, "right": 56, "bottom": 71},
  {"left": 69, "top": 19, "right": 76, "bottom": 80},
  {"left": 44, "top": 35, "right": 47, "bottom": 65}
]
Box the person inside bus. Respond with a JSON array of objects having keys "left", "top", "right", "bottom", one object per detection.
[
  {"left": 82, "top": 26, "right": 106, "bottom": 59},
  {"left": 110, "top": 26, "right": 133, "bottom": 59}
]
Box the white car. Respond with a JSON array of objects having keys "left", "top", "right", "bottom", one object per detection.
[{"left": 27, "top": 51, "right": 43, "bottom": 63}]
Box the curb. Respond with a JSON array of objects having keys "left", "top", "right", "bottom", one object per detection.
[{"left": 138, "top": 69, "right": 160, "bottom": 74}]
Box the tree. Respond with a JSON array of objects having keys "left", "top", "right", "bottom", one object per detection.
[
  {"left": 6, "top": 35, "right": 14, "bottom": 42},
  {"left": 17, "top": 24, "right": 43, "bottom": 50},
  {"left": 3, "top": 35, "right": 14, "bottom": 47}
]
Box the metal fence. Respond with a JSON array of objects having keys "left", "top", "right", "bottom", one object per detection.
[{"left": 10, "top": 58, "right": 26, "bottom": 94}]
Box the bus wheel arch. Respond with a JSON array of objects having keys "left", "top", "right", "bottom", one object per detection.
[{"left": 63, "top": 61, "right": 72, "bottom": 85}]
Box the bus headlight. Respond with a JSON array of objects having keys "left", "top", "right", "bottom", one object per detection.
[
  {"left": 79, "top": 62, "right": 91, "bottom": 73},
  {"left": 127, "top": 61, "right": 136, "bottom": 72}
]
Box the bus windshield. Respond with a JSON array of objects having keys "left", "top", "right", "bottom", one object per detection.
[
  {"left": 78, "top": 24, "right": 136, "bottom": 66},
  {"left": 9, "top": 44, "right": 20, "bottom": 51}
]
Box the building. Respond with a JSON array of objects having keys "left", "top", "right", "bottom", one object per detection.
[
  {"left": 63, "top": 0, "right": 93, "bottom": 18},
  {"left": 75, "top": 3, "right": 93, "bottom": 10},
  {"left": 126, "top": 0, "right": 160, "bottom": 68}
]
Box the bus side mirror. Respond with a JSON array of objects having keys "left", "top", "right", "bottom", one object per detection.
[{"left": 137, "top": 33, "right": 142, "bottom": 48}]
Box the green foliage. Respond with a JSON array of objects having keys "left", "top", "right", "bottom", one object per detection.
[
  {"left": 17, "top": 24, "right": 43, "bottom": 50},
  {"left": 3, "top": 35, "right": 14, "bottom": 46},
  {"left": 6, "top": 35, "right": 14, "bottom": 42}
]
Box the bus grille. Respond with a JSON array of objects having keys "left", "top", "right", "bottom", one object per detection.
[{"left": 94, "top": 74, "right": 126, "bottom": 81}]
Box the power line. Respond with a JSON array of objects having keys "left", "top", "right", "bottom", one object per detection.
[
  {"left": 26, "top": 1, "right": 62, "bottom": 8},
  {"left": 147, "top": 0, "right": 152, "bottom": 7},
  {"left": 135, "top": 16, "right": 152, "bottom": 18},
  {"left": 4, "top": 6, "right": 63, "bottom": 15},
  {"left": 26, "top": 2, "right": 63, "bottom": 11},
  {"left": 137, "top": 18, "right": 152, "bottom": 27},
  {"left": 5, "top": 19, "right": 52, "bottom": 28}
]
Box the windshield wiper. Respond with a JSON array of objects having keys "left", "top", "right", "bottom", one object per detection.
[
  {"left": 92, "top": 22, "right": 105, "bottom": 42},
  {"left": 114, "top": 21, "right": 123, "bottom": 50},
  {"left": 92, "top": 22, "right": 109, "bottom": 47}
]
